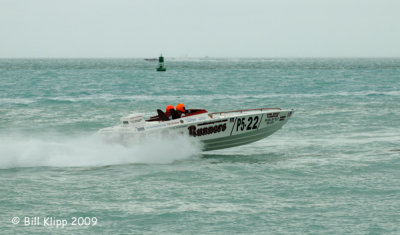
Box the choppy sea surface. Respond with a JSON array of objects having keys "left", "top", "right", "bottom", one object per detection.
[{"left": 0, "top": 58, "right": 399, "bottom": 234}]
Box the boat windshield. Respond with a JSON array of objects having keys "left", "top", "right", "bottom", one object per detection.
[{"left": 146, "top": 109, "right": 207, "bottom": 122}]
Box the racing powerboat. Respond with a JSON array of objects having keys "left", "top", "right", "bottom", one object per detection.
[{"left": 98, "top": 107, "right": 294, "bottom": 151}]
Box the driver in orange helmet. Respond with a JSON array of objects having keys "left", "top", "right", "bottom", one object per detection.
[
  {"left": 176, "top": 103, "right": 187, "bottom": 118},
  {"left": 165, "top": 105, "right": 175, "bottom": 120}
]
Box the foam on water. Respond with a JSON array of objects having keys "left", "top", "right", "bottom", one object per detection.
[{"left": 0, "top": 133, "right": 203, "bottom": 169}]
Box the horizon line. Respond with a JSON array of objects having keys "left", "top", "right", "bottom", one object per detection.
[{"left": 1, "top": 56, "right": 400, "bottom": 59}]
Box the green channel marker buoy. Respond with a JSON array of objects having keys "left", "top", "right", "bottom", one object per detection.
[{"left": 156, "top": 54, "right": 166, "bottom": 72}]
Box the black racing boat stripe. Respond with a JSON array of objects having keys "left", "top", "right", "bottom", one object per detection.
[
  {"left": 230, "top": 118, "right": 237, "bottom": 136},
  {"left": 257, "top": 114, "right": 264, "bottom": 130}
]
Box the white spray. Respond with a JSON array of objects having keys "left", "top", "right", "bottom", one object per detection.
[{"left": 0, "top": 133, "right": 203, "bottom": 169}]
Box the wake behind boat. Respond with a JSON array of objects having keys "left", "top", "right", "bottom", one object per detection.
[{"left": 98, "top": 107, "right": 294, "bottom": 151}]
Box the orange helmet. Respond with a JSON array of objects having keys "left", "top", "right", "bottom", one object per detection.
[
  {"left": 166, "top": 105, "right": 174, "bottom": 113},
  {"left": 176, "top": 103, "right": 186, "bottom": 113}
]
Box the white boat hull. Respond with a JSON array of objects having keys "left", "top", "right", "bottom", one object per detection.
[{"left": 98, "top": 108, "right": 294, "bottom": 151}]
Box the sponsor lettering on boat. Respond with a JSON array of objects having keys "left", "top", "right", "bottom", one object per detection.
[
  {"left": 188, "top": 123, "right": 227, "bottom": 137},
  {"left": 166, "top": 121, "right": 180, "bottom": 126},
  {"left": 267, "top": 112, "right": 280, "bottom": 118},
  {"left": 265, "top": 117, "right": 279, "bottom": 125},
  {"left": 145, "top": 123, "right": 167, "bottom": 129}
]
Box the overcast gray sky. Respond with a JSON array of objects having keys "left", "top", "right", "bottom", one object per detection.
[{"left": 1, "top": 0, "right": 399, "bottom": 58}]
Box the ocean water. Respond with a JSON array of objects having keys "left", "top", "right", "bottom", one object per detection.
[{"left": 0, "top": 58, "right": 399, "bottom": 234}]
